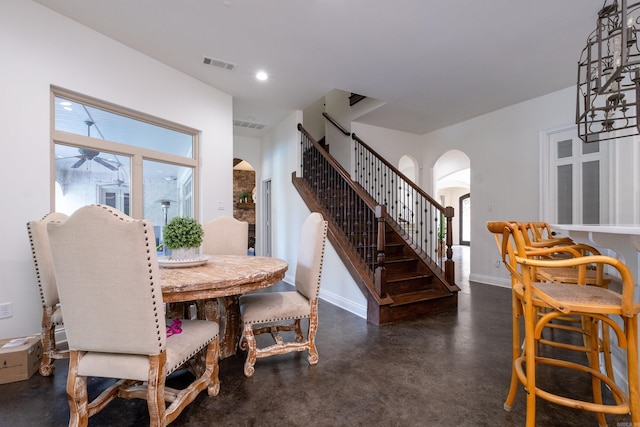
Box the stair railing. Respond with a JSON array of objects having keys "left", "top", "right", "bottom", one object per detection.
[
  {"left": 298, "top": 124, "right": 388, "bottom": 295},
  {"left": 322, "top": 112, "right": 350, "bottom": 136},
  {"left": 352, "top": 133, "right": 454, "bottom": 283}
]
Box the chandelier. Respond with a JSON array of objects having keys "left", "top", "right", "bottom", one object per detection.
[{"left": 577, "top": 0, "right": 640, "bottom": 142}]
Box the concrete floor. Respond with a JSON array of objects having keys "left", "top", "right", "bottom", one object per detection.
[{"left": 0, "top": 249, "right": 634, "bottom": 426}]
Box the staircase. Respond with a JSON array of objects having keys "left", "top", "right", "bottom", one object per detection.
[{"left": 293, "top": 123, "right": 459, "bottom": 324}]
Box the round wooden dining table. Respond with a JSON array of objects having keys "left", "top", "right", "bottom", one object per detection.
[{"left": 160, "top": 255, "right": 288, "bottom": 359}]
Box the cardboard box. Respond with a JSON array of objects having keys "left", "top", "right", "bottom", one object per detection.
[{"left": 0, "top": 336, "right": 42, "bottom": 384}]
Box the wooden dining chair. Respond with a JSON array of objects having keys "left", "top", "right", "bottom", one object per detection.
[
  {"left": 201, "top": 216, "right": 249, "bottom": 256},
  {"left": 487, "top": 221, "right": 640, "bottom": 427},
  {"left": 513, "top": 221, "right": 615, "bottom": 379},
  {"left": 519, "top": 221, "right": 575, "bottom": 249},
  {"left": 26, "top": 212, "right": 70, "bottom": 376},
  {"left": 516, "top": 221, "right": 611, "bottom": 286},
  {"left": 239, "top": 212, "right": 327, "bottom": 377},
  {"left": 189, "top": 216, "right": 250, "bottom": 326},
  {"left": 47, "top": 205, "right": 220, "bottom": 427}
]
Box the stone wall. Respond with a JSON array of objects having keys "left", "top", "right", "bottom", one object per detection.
[{"left": 233, "top": 169, "right": 255, "bottom": 224}]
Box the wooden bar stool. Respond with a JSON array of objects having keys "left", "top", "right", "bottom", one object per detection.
[{"left": 487, "top": 221, "right": 640, "bottom": 427}]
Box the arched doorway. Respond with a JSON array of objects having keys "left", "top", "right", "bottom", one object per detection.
[
  {"left": 398, "top": 154, "right": 419, "bottom": 184},
  {"left": 433, "top": 150, "right": 470, "bottom": 245},
  {"left": 459, "top": 192, "right": 470, "bottom": 246},
  {"left": 233, "top": 158, "right": 256, "bottom": 254},
  {"left": 433, "top": 150, "right": 471, "bottom": 290}
]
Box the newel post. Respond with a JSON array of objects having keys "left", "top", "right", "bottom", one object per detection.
[
  {"left": 444, "top": 206, "right": 455, "bottom": 285},
  {"left": 374, "top": 204, "right": 387, "bottom": 298}
]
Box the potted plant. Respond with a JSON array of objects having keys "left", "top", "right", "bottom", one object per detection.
[
  {"left": 163, "top": 216, "right": 204, "bottom": 260},
  {"left": 437, "top": 214, "right": 446, "bottom": 257}
]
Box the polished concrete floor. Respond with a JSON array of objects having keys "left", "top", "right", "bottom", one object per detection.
[{"left": 0, "top": 247, "right": 633, "bottom": 426}]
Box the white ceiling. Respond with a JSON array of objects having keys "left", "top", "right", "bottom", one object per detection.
[{"left": 34, "top": 0, "right": 604, "bottom": 137}]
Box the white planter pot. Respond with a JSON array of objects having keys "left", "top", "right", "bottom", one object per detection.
[{"left": 170, "top": 247, "right": 198, "bottom": 260}]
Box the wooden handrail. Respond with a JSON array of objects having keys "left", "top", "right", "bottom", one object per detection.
[{"left": 322, "top": 112, "right": 350, "bottom": 136}]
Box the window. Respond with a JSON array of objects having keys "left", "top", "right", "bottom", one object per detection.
[
  {"left": 51, "top": 87, "right": 199, "bottom": 251},
  {"left": 542, "top": 127, "right": 609, "bottom": 224}
]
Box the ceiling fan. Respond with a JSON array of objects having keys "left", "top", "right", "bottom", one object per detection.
[
  {"left": 70, "top": 148, "right": 118, "bottom": 171},
  {"left": 57, "top": 120, "right": 119, "bottom": 171}
]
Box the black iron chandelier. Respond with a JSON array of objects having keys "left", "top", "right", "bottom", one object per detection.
[{"left": 577, "top": 0, "right": 640, "bottom": 142}]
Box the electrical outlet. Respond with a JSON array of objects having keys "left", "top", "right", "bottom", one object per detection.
[
  {"left": 0, "top": 302, "right": 12, "bottom": 319},
  {"left": 495, "top": 260, "right": 501, "bottom": 268}
]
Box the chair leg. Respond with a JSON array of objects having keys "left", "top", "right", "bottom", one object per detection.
[
  {"left": 146, "top": 353, "right": 166, "bottom": 427},
  {"left": 243, "top": 324, "right": 257, "bottom": 377},
  {"left": 40, "top": 308, "right": 56, "bottom": 376},
  {"left": 600, "top": 320, "right": 615, "bottom": 383},
  {"left": 207, "top": 337, "right": 220, "bottom": 397},
  {"left": 294, "top": 319, "right": 304, "bottom": 343},
  {"left": 523, "top": 296, "right": 537, "bottom": 427},
  {"left": 625, "top": 315, "right": 640, "bottom": 425},
  {"left": 504, "top": 293, "right": 521, "bottom": 411},
  {"left": 66, "top": 351, "right": 89, "bottom": 427},
  {"left": 587, "top": 318, "right": 607, "bottom": 427},
  {"left": 307, "top": 306, "right": 319, "bottom": 365}
]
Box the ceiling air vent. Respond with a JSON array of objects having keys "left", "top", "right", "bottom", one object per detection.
[
  {"left": 202, "top": 56, "right": 235, "bottom": 71},
  {"left": 234, "top": 120, "right": 265, "bottom": 130}
]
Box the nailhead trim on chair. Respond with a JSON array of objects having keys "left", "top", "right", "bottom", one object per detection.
[
  {"left": 168, "top": 337, "right": 216, "bottom": 375},
  {"left": 310, "top": 220, "right": 327, "bottom": 299},
  {"left": 27, "top": 221, "right": 47, "bottom": 308},
  {"left": 245, "top": 313, "right": 311, "bottom": 325}
]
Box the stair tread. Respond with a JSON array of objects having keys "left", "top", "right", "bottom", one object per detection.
[
  {"left": 390, "top": 289, "right": 453, "bottom": 306},
  {"left": 384, "top": 256, "right": 418, "bottom": 264},
  {"left": 386, "top": 271, "right": 433, "bottom": 282}
]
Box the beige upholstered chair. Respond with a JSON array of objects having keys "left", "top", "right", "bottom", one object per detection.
[
  {"left": 201, "top": 216, "right": 249, "bottom": 256},
  {"left": 26, "top": 212, "right": 70, "bottom": 376},
  {"left": 239, "top": 212, "right": 327, "bottom": 377},
  {"left": 47, "top": 205, "right": 220, "bottom": 427}
]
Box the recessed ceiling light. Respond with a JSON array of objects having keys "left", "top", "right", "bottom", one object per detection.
[{"left": 256, "top": 71, "right": 268, "bottom": 81}]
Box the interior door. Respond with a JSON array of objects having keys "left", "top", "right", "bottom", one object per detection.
[
  {"left": 459, "top": 193, "right": 470, "bottom": 246},
  {"left": 262, "top": 179, "right": 272, "bottom": 257}
]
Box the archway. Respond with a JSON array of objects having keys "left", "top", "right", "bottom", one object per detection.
[
  {"left": 433, "top": 150, "right": 471, "bottom": 290},
  {"left": 233, "top": 158, "right": 256, "bottom": 254},
  {"left": 398, "top": 154, "right": 419, "bottom": 184}
]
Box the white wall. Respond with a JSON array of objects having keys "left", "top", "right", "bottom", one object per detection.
[
  {"left": 260, "top": 111, "right": 367, "bottom": 318},
  {"left": 324, "top": 90, "right": 352, "bottom": 171},
  {"left": 302, "top": 96, "right": 326, "bottom": 142},
  {"left": 0, "top": 1, "right": 232, "bottom": 339},
  {"left": 422, "top": 87, "right": 578, "bottom": 287},
  {"left": 351, "top": 122, "right": 425, "bottom": 170}
]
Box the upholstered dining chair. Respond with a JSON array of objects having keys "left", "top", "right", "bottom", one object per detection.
[
  {"left": 239, "top": 212, "right": 327, "bottom": 377},
  {"left": 487, "top": 221, "right": 640, "bottom": 427},
  {"left": 47, "top": 205, "right": 220, "bottom": 427},
  {"left": 26, "top": 212, "right": 70, "bottom": 376},
  {"left": 201, "top": 216, "right": 249, "bottom": 256}
]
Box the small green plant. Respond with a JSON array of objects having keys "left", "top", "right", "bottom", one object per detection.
[
  {"left": 163, "top": 216, "right": 204, "bottom": 249},
  {"left": 437, "top": 213, "right": 446, "bottom": 242}
]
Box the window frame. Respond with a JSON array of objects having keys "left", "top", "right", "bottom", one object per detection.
[
  {"left": 50, "top": 86, "right": 200, "bottom": 220},
  {"left": 540, "top": 125, "right": 611, "bottom": 225}
]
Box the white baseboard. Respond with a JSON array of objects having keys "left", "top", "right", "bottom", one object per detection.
[
  {"left": 469, "top": 273, "right": 511, "bottom": 289},
  {"left": 282, "top": 278, "right": 367, "bottom": 319},
  {"left": 318, "top": 289, "right": 367, "bottom": 319}
]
